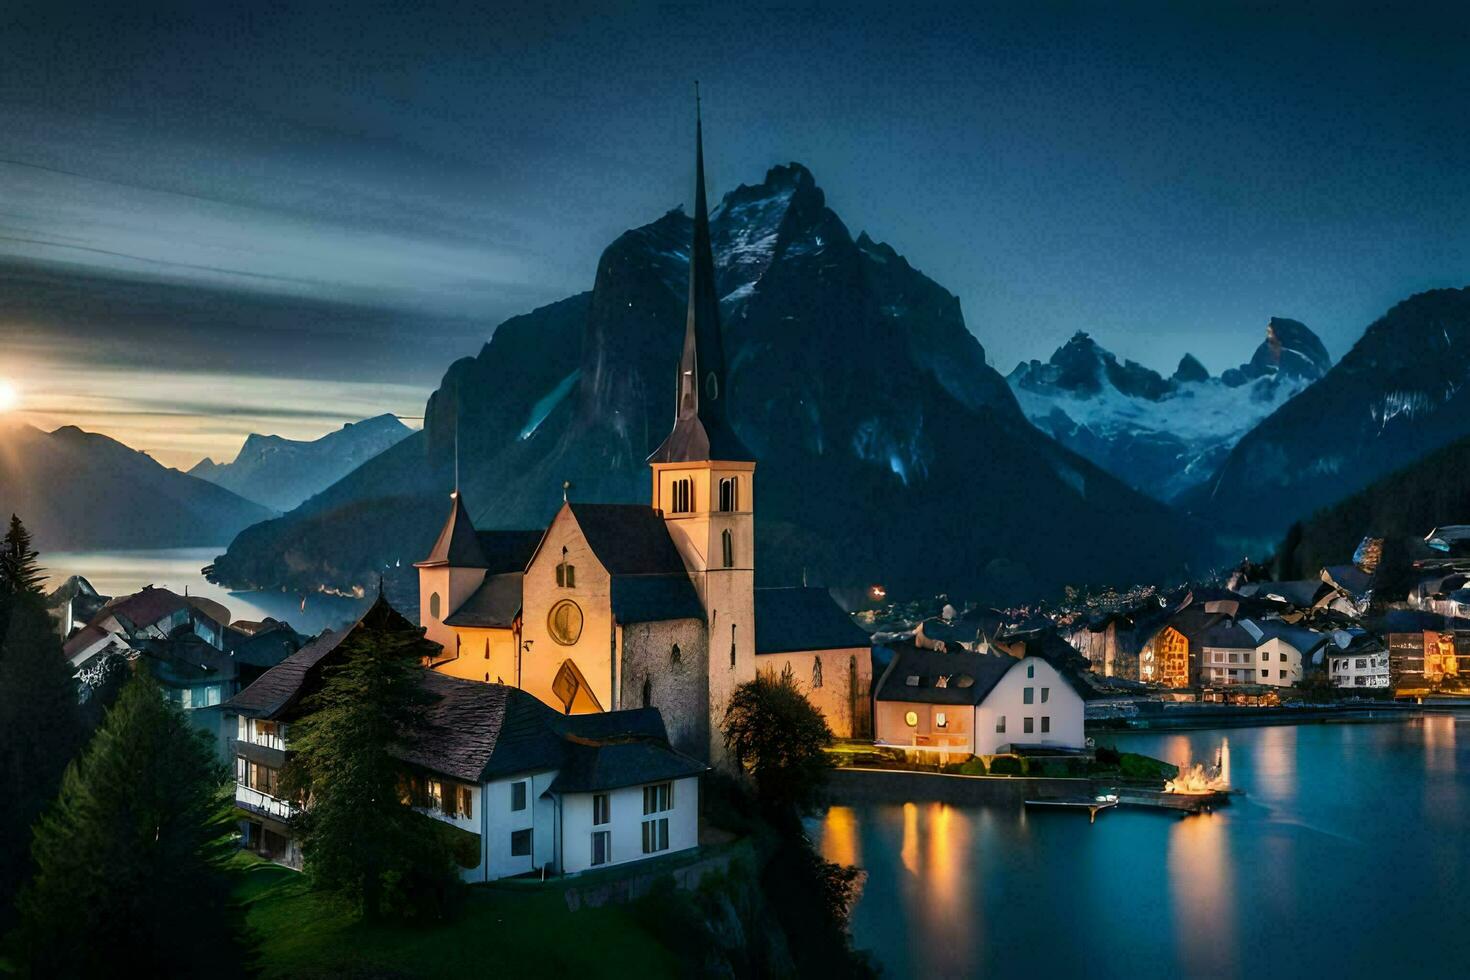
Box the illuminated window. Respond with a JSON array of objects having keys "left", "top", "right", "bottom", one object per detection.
[
  {"left": 722, "top": 529, "right": 733, "bottom": 568},
  {"left": 904, "top": 710, "right": 919, "bottom": 727},
  {"left": 429, "top": 592, "right": 441, "bottom": 619},
  {"left": 547, "top": 600, "right": 583, "bottom": 645},
  {"left": 460, "top": 786, "right": 473, "bottom": 819},
  {"left": 719, "top": 477, "right": 738, "bottom": 512},
  {"left": 935, "top": 712, "right": 948, "bottom": 728}
]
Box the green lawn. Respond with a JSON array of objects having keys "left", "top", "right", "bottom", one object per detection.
[{"left": 234, "top": 856, "right": 680, "bottom": 979}]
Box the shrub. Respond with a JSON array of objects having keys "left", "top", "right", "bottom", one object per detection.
[
  {"left": 1095, "top": 745, "right": 1122, "bottom": 766},
  {"left": 988, "top": 755, "right": 1025, "bottom": 776}
]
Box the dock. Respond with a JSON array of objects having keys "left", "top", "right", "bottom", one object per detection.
[
  {"left": 1024, "top": 794, "right": 1118, "bottom": 822},
  {"left": 1114, "top": 788, "right": 1230, "bottom": 814}
]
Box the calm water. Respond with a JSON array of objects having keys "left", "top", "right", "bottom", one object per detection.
[
  {"left": 810, "top": 719, "right": 1470, "bottom": 979},
  {"left": 43, "top": 548, "right": 368, "bottom": 635}
]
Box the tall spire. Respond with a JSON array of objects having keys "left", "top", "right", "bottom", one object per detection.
[{"left": 648, "top": 86, "right": 754, "bottom": 464}]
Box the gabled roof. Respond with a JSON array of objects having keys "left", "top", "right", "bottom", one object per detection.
[
  {"left": 224, "top": 595, "right": 418, "bottom": 719},
  {"left": 95, "top": 586, "right": 192, "bottom": 632},
  {"left": 444, "top": 572, "right": 523, "bottom": 629},
  {"left": 417, "top": 492, "right": 488, "bottom": 568},
  {"left": 475, "top": 530, "right": 546, "bottom": 575},
  {"left": 872, "top": 641, "right": 1016, "bottom": 706},
  {"left": 755, "top": 587, "right": 870, "bottom": 655},
  {"left": 568, "top": 503, "right": 690, "bottom": 576}
]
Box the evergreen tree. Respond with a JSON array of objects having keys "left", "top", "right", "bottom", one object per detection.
[
  {"left": 281, "top": 619, "right": 452, "bottom": 920},
  {"left": 0, "top": 514, "right": 45, "bottom": 596},
  {"left": 0, "top": 595, "right": 82, "bottom": 924},
  {"left": 722, "top": 665, "right": 835, "bottom": 819},
  {"left": 15, "top": 671, "right": 251, "bottom": 978}
]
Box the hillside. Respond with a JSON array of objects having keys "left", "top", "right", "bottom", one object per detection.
[
  {"left": 208, "top": 162, "right": 1203, "bottom": 603},
  {"left": 1189, "top": 287, "right": 1470, "bottom": 538},
  {"left": 0, "top": 422, "right": 272, "bottom": 551},
  {"left": 189, "top": 414, "right": 411, "bottom": 512}
]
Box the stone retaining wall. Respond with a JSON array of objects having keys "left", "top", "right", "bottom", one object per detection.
[{"left": 822, "top": 766, "right": 1091, "bottom": 806}]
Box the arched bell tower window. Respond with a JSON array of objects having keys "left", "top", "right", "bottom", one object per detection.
[
  {"left": 730, "top": 623, "right": 737, "bottom": 669},
  {"left": 670, "top": 643, "right": 681, "bottom": 666},
  {"left": 719, "top": 477, "right": 738, "bottom": 512},
  {"left": 642, "top": 677, "right": 652, "bottom": 708},
  {"left": 429, "top": 592, "right": 441, "bottom": 620},
  {"left": 555, "top": 546, "right": 575, "bottom": 588},
  {"left": 721, "top": 529, "right": 733, "bottom": 569},
  {"left": 671, "top": 478, "right": 693, "bottom": 514}
]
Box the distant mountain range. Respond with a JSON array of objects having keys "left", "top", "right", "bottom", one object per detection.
[
  {"left": 1186, "top": 287, "right": 1470, "bottom": 538},
  {"left": 208, "top": 162, "right": 1201, "bottom": 602},
  {"left": 1009, "top": 318, "right": 1331, "bottom": 501},
  {"left": 0, "top": 422, "right": 271, "bottom": 551},
  {"left": 189, "top": 414, "right": 411, "bottom": 512}
]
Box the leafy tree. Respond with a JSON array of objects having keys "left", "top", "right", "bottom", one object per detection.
[
  {"left": 0, "top": 595, "right": 82, "bottom": 924},
  {"left": 15, "top": 671, "right": 251, "bottom": 978},
  {"left": 722, "top": 665, "right": 834, "bottom": 817},
  {"left": 281, "top": 620, "right": 454, "bottom": 920}
]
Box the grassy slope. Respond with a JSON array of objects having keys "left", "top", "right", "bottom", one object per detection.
[{"left": 234, "top": 857, "right": 678, "bottom": 979}]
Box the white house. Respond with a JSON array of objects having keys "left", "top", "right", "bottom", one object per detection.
[
  {"left": 224, "top": 596, "right": 705, "bottom": 881},
  {"left": 872, "top": 642, "right": 1087, "bottom": 756},
  {"left": 1326, "top": 629, "right": 1390, "bottom": 689}
]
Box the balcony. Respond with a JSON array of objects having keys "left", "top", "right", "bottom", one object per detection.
[{"left": 236, "top": 783, "right": 296, "bottom": 821}]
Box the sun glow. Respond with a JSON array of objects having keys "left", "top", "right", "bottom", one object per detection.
[{"left": 0, "top": 380, "right": 18, "bottom": 413}]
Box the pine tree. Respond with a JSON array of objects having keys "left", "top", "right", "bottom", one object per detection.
[
  {"left": 15, "top": 671, "right": 252, "bottom": 978},
  {"left": 281, "top": 619, "right": 452, "bottom": 920},
  {"left": 0, "top": 595, "right": 82, "bottom": 924},
  {"left": 0, "top": 514, "right": 45, "bottom": 596}
]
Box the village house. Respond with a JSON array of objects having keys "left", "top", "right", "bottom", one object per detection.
[
  {"left": 412, "top": 111, "right": 871, "bottom": 762},
  {"left": 1385, "top": 610, "right": 1469, "bottom": 695},
  {"left": 1325, "top": 629, "right": 1390, "bottom": 689},
  {"left": 224, "top": 596, "right": 705, "bottom": 880},
  {"left": 871, "top": 641, "right": 1087, "bottom": 757}
]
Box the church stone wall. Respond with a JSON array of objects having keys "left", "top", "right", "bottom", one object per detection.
[{"left": 620, "top": 619, "right": 710, "bottom": 762}]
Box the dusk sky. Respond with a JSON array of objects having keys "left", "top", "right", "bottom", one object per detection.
[{"left": 2, "top": 0, "right": 1468, "bottom": 468}]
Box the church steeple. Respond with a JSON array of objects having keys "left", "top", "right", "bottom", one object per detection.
[{"left": 648, "top": 86, "right": 754, "bottom": 465}]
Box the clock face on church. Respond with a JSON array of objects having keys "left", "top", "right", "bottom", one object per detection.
[{"left": 548, "top": 599, "right": 583, "bottom": 645}]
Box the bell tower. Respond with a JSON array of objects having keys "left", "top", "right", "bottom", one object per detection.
[{"left": 648, "top": 87, "right": 756, "bottom": 767}]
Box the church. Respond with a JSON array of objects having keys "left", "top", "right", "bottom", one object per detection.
[{"left": 415, "top": 107, "right": 872, "bottom": 766}]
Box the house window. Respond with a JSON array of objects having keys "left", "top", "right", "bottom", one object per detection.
[
  {"left": 429, "top": 592, "right": 441, "bottom": 619},
  {"left": 459, "top": 786, "right": 473, "bottom": 819},
  {"left": 812, "top": 657, "right": 823, "bottom": 689},
  {"left": 547, "top": 600, "right": 583, "bottom": 645},
  {"left": 1027, "top": 664, "right": 1035, "bottom": 678},
  {"left": 592, "top": 830, "right": 611, "bottom": 866},
  {"left": 996, "top": 715, "right": 1006, "bottom": 733},
  {"left": 642, "top": 818, "right": 670, "bottom": 854},
  {"left": 1279, "top": 652, "right": 1287, "bottom": 662},
  {"left": 643, "top": 782, "right": 673, "bottom": 814},
  {"left": 719, "top": 477, "right": 739, "bottom": 512},
  {"left": 1023, "top": 687, "right": 1034, "bottom": 704},
  {"left": 935, "top": 711, "right": 948, "bottom": 728},
  {"left": 1041, "top": 716, "right": 1050, "bottom": 733},
  {"left": 1023, "top": 717, "right": 1034, "bottom": 734},
  {"left": 671, "top": 478, "right": 693, "bottom": 514},
  {"left": 905, "top": 711, "right": 919, "bottom": 727},
  {"left": 427, "top": 779, "right": 443, "bottom": 810},
  {"left": 1041, "top": 687, "right": 1049, "bottom": 703},
  {"left": 1262, "top": 670, "right": 1271, "bottom": 679},
  {"left": 511, "top": 829, "right": 532, "bottom": 857},
  {"left": 721, "top": 529, "right": 733, "bottom": 568},
  {"left": 593, "top": 793, "right": 610, "bottom": 826},
  {"left": 511, "top": 780, "right": 528, "bottom": 812}
]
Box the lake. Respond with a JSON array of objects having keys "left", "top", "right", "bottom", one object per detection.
[
  {"left": 42, "top": 548, "right": 369, "bottom": 636},
  {"left": 810, "top": 718, "right": 1470, "bottom": 979}
]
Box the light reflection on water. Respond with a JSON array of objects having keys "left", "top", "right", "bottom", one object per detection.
[
  {"left": 42, "top": 548, "right": 368, "bottom": 635},
  {"left": 811, "top": 719, "right": 1470, "bottom": 979}
]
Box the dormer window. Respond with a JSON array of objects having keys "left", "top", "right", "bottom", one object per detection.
[
  {"left": 556, "top": 547, "right": 575, "bottom": 588},
  {"left": 671, "top": 478, "right": 693, "bottom": 514},
  {"left": 719, "top": 477, "right": 739, "bottom": 512}
]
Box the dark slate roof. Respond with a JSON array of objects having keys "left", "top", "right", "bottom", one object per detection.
[
  {"left": 754, "top": 587, "right": 870, "bottom": 655},
  {"left": 96, "top": 586, "right": 192, "bottom": 632},
  {"left": 224, "top": 595, "right": 417, "bottom": 719},
  {"left": 609, "top": 575, "right": 705, "bottom": 624},
  {"left": 133, "top": 634, "right": 238, "bottom": 684},
  {"left": 1198, "top": 619, "right": 1259, "bottom": 650},
  {"left": 400, "top": 676, "right": 703, "bottom": 789},
  {"left": 1323, "top": 564, "right": 1374, "bottom": 597},
  {"left": 224, "top": 621, "right": 307, "bottom": 668},
  {"left": 569, "top": 503, "right": 690, "bottom": 576},
  {"left": 476, "top": 530, "right": 546, "bottom": 576},
  {"left": 872, "top": 642, "right": 1016, "bottom": 706},
  {"left": 417, "top": 492, "right": 488, "bottom": 568},
  {"left": 444, "top": 572, "right": 523, "bottom": 628}
]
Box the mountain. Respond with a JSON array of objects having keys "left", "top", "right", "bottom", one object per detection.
[
  {"left": 208, "top": 162, "right": 1201, "bottom": 603},
  {"left": 189, "top": 414, "right": 411, "bottom": 512},
  {"left": 1190, "top": 287, "right": 1470, "bottom": 538},
  {"left": 0, "top": 422, "right": 272, "bottom": 551},
  {"left": 1008, "top": 317, "right": 1329, "bottom": 501}
]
